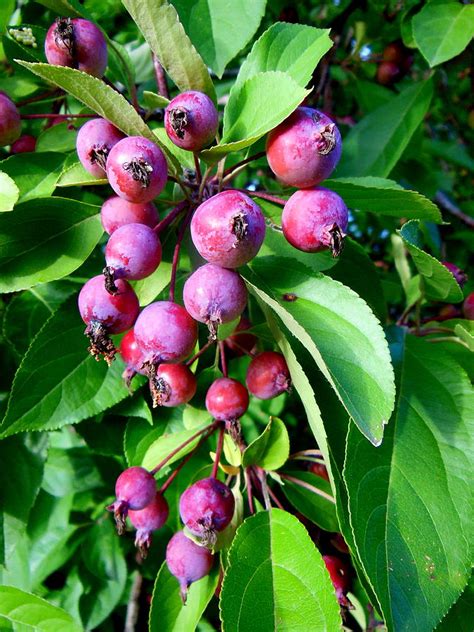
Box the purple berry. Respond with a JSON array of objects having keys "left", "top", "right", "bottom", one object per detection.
[
  {"left": 107, "top": 466, "right": 156, "bottom": 534},
  {"left": 10, "top": 134, "right": 36, "bottom": 154},
  {"left": 179, "top": 477, "right": 235, "bottom": 545},
  {"left": 442, "top": 261, "right": 468, "bottom": 288},
  {"left": 165, "top": 91, "right": 218, "bottom": 151},
  {"left": 183, "top": 264, "right": 247, "bottom": 339},
  {"left": 266, "top": 107, "right": 342, "bottom": 188},
  {"left": 106, "top": 136, "right": 168, "bottom": 204},
  {"left": 191, "top": 190, "right": 265, "bottom": 268},
  {"left": 76, "top": 118, "right": 125, "bottom": 177},
  {"left": 45, "top": 17, "right": 108, "bottom": 77},
  {"left": 101, "top": 196, "right": 158, "bottom": 235},
  {"left": 166, "top": 531, "right": 214, "bottom": 603},
  {"left": 282, "top": 187, "right": 348, "bottom": 257},
  {"left": 150, "top": 363, "right": 197, "bottom": 408},
  {"left": 0, "top": 92, "right": 21, "bottom": 147},
  {"left": 206, "top": 377, "right": 249, "bottom": 421},
  {"left": 128, "top": 492, "right": 169, "bottom": 557},
  {"left": 246, "top": 351, "right": 291, "bottom": 399}
]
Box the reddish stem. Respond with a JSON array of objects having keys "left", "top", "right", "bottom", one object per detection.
[
  {"left": 16, "top": 90, "right": 63, "bottom": 107},
  {"left": 185, "top": 340, "right": 215, "bottom": 366},
  {"left": 211, "top": 424, "right": 225, "bottom": 479},
  {"left": 154, "top": 201, "right": 189, "bottom": 235},
  {"left": 152, "top": 53, "right": 170, "bottom": 100},
  {"left": 169, "top": 209, "right": 193, "bottom": 303},
  {"left": 231, "top": 188, "right": 287, "bottom": 206},
  {"left": 221, "top": 151, "right": 266, "bottom": 180},
  {"left": 20, "top": 113, "right": 96, "bottom": 120},
  {"left": 245, "top": 468, "right": 255, "bottom": 515},
  {"left": 193, "top": 153, "right": 202, "bottom": 182},
  {"left": 218, "top": 341, "right": 228, "bottom": 377}
]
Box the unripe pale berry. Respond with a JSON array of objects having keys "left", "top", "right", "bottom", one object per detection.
[
  {"left": 101, "top": 196, "right": 158, "bottom": 235},
  {"left": 107, "top": 466, "right": 156, "bottom": 534},
  {"left": 463, "top": 293, "right": 474, "bottom": 320},
  {"left": 191, "top": 190, "right": 265, "bottom": 268},
  {"left": 0, "top": 92, "right": 21, "bottom": 147},
  {"left": 166, "top": 531, "right": 214, "bottom": 603},
  {"left": 282, "top": 187, "right": 348, "bottom": 256},
  {"left": 246, "top": 351, "right": 291, "bottom": 400},
  {"left": 206, "top": 377, "right": 249, "bottom": 421},
  {"left": 10, "top": 134, "right": 36, "bottom": 154},
  {"left": 183, "top": 264, "right": 247, "bottom": 339},
  {"left": 179, "top": 477, "right": 235, "bottom": 545},
  {"left": 45, "top": 17, "right": 108, "bottom": 77},
  {"left": 76, "top": 118, "right": 125, "bottom": 177},
  {"left": 128, "top": 492, "right": 169, "bottom": 557},
  {"left": 442, "top": 261, "right": 468, "bottom": 288},
  {"left": 119, "top": 328, "right": 147, "bottom": 385},
  {"left": 106, "top": 136, "right": 168, "bottom": 203},
  {"left": 165, "top": 91, "right": 218, "bottom": 151},
  {"left": 266, "top": 107, "right": 342, "bottom": 188},
  {"left": 151, "top": 363, "right": 197, "bottom": 408}
]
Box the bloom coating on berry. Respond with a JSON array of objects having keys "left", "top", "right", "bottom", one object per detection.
[
  {"left": 166, "top": 530, "right": 214, "bottom": 603},
  {"left": 151, "top": 363, "right": 197, "bottom": 407},
  {"left": 128, "top": 492, "right": 169, "bottom": 557},
  {"left": 246, "top": 351, "right": 291, "bottom": 400},
  {"left": 107, "top": 466, "right": 156, "bottom": 534},
  {"left": 206, "top": 377, "right": 249, "bottom": 421},
  {"left": 191, "top": 190, "right": 265, "bottom": 268},
  {"left": 442, "top": 262, "right": 468, "bottom": 288},
  {"left": 101, "top": 196, "right": 158, "bottom": 235},
  {"left": 106, "top": 136, "right": 168, "bottom": 203},
  {"left": 134, "top": 300, "right": 198, "bottom": 364},
  {"left": 323, "top": 555, "right": 351, "bottom": 607},
  {"left": 76, "top": 118, "right": 125, "bottom": 177},
  {"left": 119, "top": 328, "right": 147, "bottom": 385},
  {"left": 179, "top": 477, "right": 235, "bottom": 545},
  {"left": 282, "top": 187, "right": 348, "bottom": 256},
  {"left": 266, "top": 107, "right": 342, "bottom": 188},
  {"left": 45, "top": 18, "right": 108, "bottom": 77},
  {"left": 165, "top": 91, "right": 218, "bottom": 151},
  {"left": 78, "top": 275, "right": 139, "bottom": 334},
  {"left": 0, "top": 93, "right": 21, "bottom": 147},
  {"left": 10, "top": 134, "right": 36, "bottom": 154},
  {"left": 463, "top": 292, "right": 474, "bottom": 320}
]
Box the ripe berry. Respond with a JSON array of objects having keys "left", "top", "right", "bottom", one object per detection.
[
  {"left": 282, "top": 187, "right": 348, "bottom": 256},
  {"left": 323, "top": 555, "right": 351, "bottom": 607},
  {"left": 101, "top": 196, "right": 158, "bottom": 235},
  {"left": 377, "top": 61, "right": 401, "bottom": 86},
  {"left": 128, "top": 492, "right": 169, "bottom": 557},
  {"left": 166, "top": 531, "right": 214, "bottom": 603},
  {"left": 104, "top": 223, "right": 162, "bottom": 294},
  {"left": 76, "top": 118, "right": 125, "bottom": 177},
  {"left": 134, "top": 301, "right": 198, "bottom": 365},
  {"left": 179, "top": 477, "right": 235, "bottom": 545},
  {"left": 183, "top": 264, "right": 247, "bottom": 339},
  {"left": 463, "top": 292, "right": 474, "bottom": 320},
  {"left": 0, "top": 92, "right": 21, "bottom": 147},
  {"left": 309, "top": 462, "right": 329, "bottom": 482},
  {"left": 266, "top": 107, "right": 342, "bottom": 188},
  {"left": 206, "top": 377, "right": 249, "bottom": 421},
  {"left": 106, "top": 136, "right": 168, "bottom": 203},
  {"left": 10, "top": 134, "right": 36, "bottom": 154},
  {"left": 225, "top": 316, "right": 257, "bottom": 356},
  {"left": 119, "top": 328, "right": 147, "bottom": 385},
  {"left": 191, "top": 190, "right": 265, "bottom": 268},
  {"left": 45, "top": 17, "right": 108, "bottom": 77},
  {"left": 383, "top": 40, "right": 413, "bottom": 73},
  {"left": 150, "top": 363, "right": 197, "bottom": 408},
  {"left": 165, "top": 91, "right": 218, "bottom": 151},
  {"left": 246, "top": 351, "right": 291, "bottom": 400},
  {"left": 442, "top": 261, "right": 468, "bottom": 288},
  {"left": 107, "top": 466, "right": 156, "bottom": 534},
  {"left": 78, "top": 275, "right": 139, "bottom": 363}
]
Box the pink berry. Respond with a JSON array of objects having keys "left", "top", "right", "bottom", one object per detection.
[
  {"left": 76, "top": 118, "right": 125, "bottom": 177},
  {"left": 442, "top": 262, "right": 468, "bottom": 288},
  {"left": 128, "top": 492, "right": 169, "bottom": 557},
  {"left": 151, "top": 363, "right": 197, "bottom": 408},
  {"left": 206, "top": 377, "right": 249, "bottom": 421},
  {"left": 100, "top": 196, "right": 158, "bottom": 235},
  {"left": 179, "top": 477, "right": 235, "bottom": 545},
  {"left": 107, "top": 466, "right": 156, "bottom": 534},
  {"left": 282, "top": 187, "right": 348, "bottom": 256},
  {"left": 246, "top": 351, "right": 291, "bottom": 400},
  {"left": 463, "top": 293, "right": 474, "bottom": 320},
  {"left": 10, "top": 134, "right": 36, "bottom": 154},
  {"left": 119, "top": 329, "right": 147, "bottom": 385},
  {"left": 323, "top": 555, "right": 351, "bottom": 607},
  {"left": 266, "top": 107, "right": 342, "bottom": 188},
  {"left": 45, "top": 17, "right": 108, "bottom": 77},
  {"left": 106, "top": 136, "right": 168, "bottom": 203},
  {"left": 0, "top": 92, "right": 21, "bottom": 147},
  {"left": 191, "top": 190, "right": 265, "bottom": 268},
  {"left": 134, "top": 301, "right": 198, "bottom": 365},
  {"left": 183, "top": 264, "right": 247, "bottom": 339},
  {"left": 165, "top": 91, "right": 218, "bottom": 151},
  {"left": 166, "top": 531, "right": 214, "bottom": 603}
]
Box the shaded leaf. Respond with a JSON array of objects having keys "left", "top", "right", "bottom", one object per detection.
[
  {"left": 242, "top": 417, "right": 289, "bottom": 470},
  {"left": 280, "top": 470, "right": 338, "bottom": 532}
]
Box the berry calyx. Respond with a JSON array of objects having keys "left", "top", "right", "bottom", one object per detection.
[
  {"left": 0, "top": 92, "right": 21, "bottom": 147},
  {"left": 323, "top": 555, "right": 352, "bottom": 608},
  {"left": 100, "top": 196, "right": 158, "bottom": 235},
  {"left": 76, "top": 118, "right": 125, "bottom": 177},
  {"left": 149, "top": 363, "right": 197, "bottom": 408},
  {"left": 190, "top": 190, "right": 266, "bottom": 268},
  {"left": 246, "top": 351, "right": 291, "bottom": 400},
  {"left": 205, "top": 377, "right": 249, "bottom": 422},
  {"left": 282, "top": 187, "right": 348, "bottom": 256},
  {"left": 463, "top": 292, "right": 474, "bottom": 320},
  {"left": 442, "top": 261, "right": 468, "bottom": 288},
  {"left": 106, "top": 136, "right": 168, "bottom": 203},
  {"left": 10, "top": 134, "right": 36, "bottom": 154},
  {"left": 164, "top": 91, "right": 218, "bottom": 151},
  {"left": 119, "top": 328, "right": 147, "bottom": 386},
  {"left": 45, "top": 17, "right": 108, "bottom": 77},
  {"left": 179, "top": 477, "right": 235, "bottom": 546},
  {"left": 183, "top": 264, "right": 248, "bottom": 339},
  {"left": 266, "top": 107, "right": 342, "bottom": 188},
  {"left": 128, "top": 492, "right": 169, "bottom": 557},
  {"left": 166, "top": 530, "right": 214, "bottom": 603},
  {"left": 107, "top": 466, "right": 156, "bottom": 535}
]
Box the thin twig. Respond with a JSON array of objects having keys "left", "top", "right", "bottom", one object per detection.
[
  {"left": 20, "top": 113, "right": 95, "bottom": 120},
  {"left": 16, "top": 89, "right": 63, "bottom": 107},
  {"left": 152, "top": 53, "right": 169, "bottom": 100},
  {"left": 211, "top": 424, "right": 225, "bottom": 479},
  {"left": 244, "top": 468, "right": 255, "bottom": 514},
  {"left": 219, "top": 341, "right": 228, "bottom": 377},
  {"left": 169, "top": 209, "right": 192, "bottom": 302},
  {"left": 124, "top": 573, "right": 142, "bottom": 632},
  {"left": 267, "top": 485, "right": 285, "bottom": 510},
  {"left": 185, "top": 340, "right": 216, "bottom": 366},
  {"left": 221, "top": 151, "right": 266, "bottom": 180},
  {"left": 193, "top": 153, "right": 202, "bottom": 182},
  {"left": 280, "top": 473, "right": 336, "bottom": 504},
  {"left": 231, "top": 188, "right": 287, "bottom": 206},
  {"left": 427, "top": 336, "right": 470, "bottom": 349},
  {"left": 154, "top": 201, "right": 188, "bottom": 235}
]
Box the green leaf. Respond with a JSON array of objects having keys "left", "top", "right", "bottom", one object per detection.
[
  {"left": 220, "top": 509, "right": 342, "bottom": 631},
  {"left": 0, "top": 585, "right": 83, "bottom": 632},
  {"left": 0, "top": 171, "right": 19, "bottom": 212},
  {"left": 413, "top": 2, "right": 474, "bottom": 67},
  {"left": 0, "top": 297, "right": 132, "bottom": 438},
  {"left": 0, "top": 197, "right": 102, "bottom": 293},
  {"left": 399, "top": 220, "right": 464, "bottom": 303},
  {"left": 344, "top": 334, "right": 474, "bottom": 630},
  {"left": 34, "top": 0, "right": 84, "bottom": 17},
  {"left": 338, "top": 79, "right": 433, "bottom": 178},
  {"left": 243, "top": 258, "right": 395, "bottom": 445},
  {"left": 436, "top": 573, "right": 474, "bottom": 632},
  {"left": 140, "top": 424, "right": 209, "bottom": 472},
  {"left": 454, "top": 324, "right": 474, "bottom": 352},
  {"left": 325, "top": 176, "right": 442, "bottom": 222},
  {"left": 36, "top": 121, "right": 78, "bottom": 154},
  {"left": 122, "top": 0, "right": 215, "bottom": 101},
  {"left": 0, "top": 153, "right": 65, "bottom": 203},
  {"left": 57, "top": 160, "right": 108, "bottom": 187},
  {"left": 143, "top": 90, "right": 170, "bottom": 109},
  {"left": 280, "top": 470, "right": 338, "bottom": 532},
  {"left": 242, "top": 417, "right": 289, "bottom": 470},
  {"left": 171, "top": 0, "right": 266, "bottom": 78}
]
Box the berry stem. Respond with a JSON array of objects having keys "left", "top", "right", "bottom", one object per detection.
[
  {"left": 426, "top": 336, "right": 470, "bottom": 349},
  {"left": 152, "top": 53, "right": 170, "bottom": 100},
  {"left": 16, "top": 89, "right": 63, "bottom": 107},
  {"left": 280, "top": 473, "right": 336, "bottom": 504},
  {"left": 154, "top": 200, "right": 188, "bottom": 235},
  {"left": 185, "top": 340, "right": 215, "bottom": 366},
  {"left": 193, "top": 153, "right": 202, "bottom": 182},
  {"left": 230, "top": 188, "right": 288, "bottom": 206},
  {"left": 228, "top": 339, "right": 256, "bottom": 358},
  {"left": 211, "top": 424, "right": 225, "bottom": 479},
  {"left": 124, "top": 572, "right": 142, "bottom": 632},
  {"left": 169, "top": 209, "right": 192, "bottom": 303},
  {"left": 198, "top": 165, "right": 214, "bottom": 202},
  {"left": 20, "top": 112, "right": 95, "bottom": 119},
  {"left": 221, "top": 151, "right": 266, "bottom": 183},
  {"left": 218, "top": 341, "right": 228, "bottom": 377},
  {"left": 244, "top": 468, "right": 255, "bottom": 515}
]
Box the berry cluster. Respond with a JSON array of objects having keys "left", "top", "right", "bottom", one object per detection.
[{"left": 376, "top": 40, "right": 413, "bottom": 87}]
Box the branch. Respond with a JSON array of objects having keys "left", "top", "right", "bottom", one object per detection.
[{"left": 435, "top": 191, "right": 474, "bottom": 228}]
